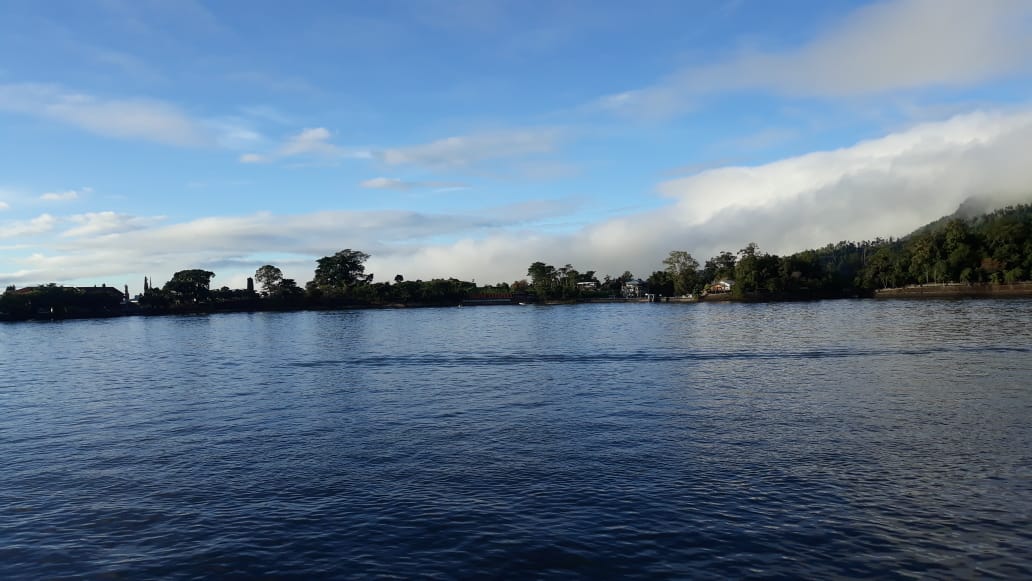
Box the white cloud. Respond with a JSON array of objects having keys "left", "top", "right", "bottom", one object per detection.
[
  {"left": 280, "top": 127, "right": 336, "bottom": 156},
  {"left": 0, "top": 83, "right": 211, "bottom": 146},
  {"left": 206, "top": 118, "right": 265, "bottom": 150},
  {"left": 360, "top": 177, "right": 408, "bottom": 189},
  {"left": 0, "top": 201, "right": 8, "bottom": 211},
  {"left": 240, "top": 127, "right": 370, "bottom": 164},
  {"left": 40, "top": 191, "right": 78, "bottom": 201},
  {"left": 239, "top": 153, "right": 267, "bottom": 164},
  {"left": 658, "top": 109, "right": 1032, "bottom": 233},
  {"left": 380, "top": 128, "right": 561, "bottom": 168},
  {"left": 588, "top": 87, "right": 693, "bottom": 120},
  {"left": 241, "top": 127, "right": 560, "bottom": 170},
  {"left": 61, "top": 212, "right": 165, "bottom": 238},
  {"left": 40, "top": 187, "right": 92, "bottom": 202},
  {"left": 597, "top": 0, "right": 1032, "bottom": 117},
  {"left": 0, "top": 214, "right": 57, "bottom": 239},
  {"left": 359, "top": 177, "right": 470, "bottom": 191}
]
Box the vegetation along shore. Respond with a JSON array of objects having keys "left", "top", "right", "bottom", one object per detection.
[{"left": 3, "top": 203, "right": 1032, "bottom": 322}]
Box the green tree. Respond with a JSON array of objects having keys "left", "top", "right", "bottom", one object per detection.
[
  {"left": 646, "top": 270, "right": 674, "bottom": 296},
  {"left": 907, "top": 234, "right": 936, "bottom": 284},
  {"left": 313, "top": 249, "right": 371, "bottom": 292},
  {"left": 662, "top": 250, "right": 700, "bottom": 295},
  {"left": 0, "top": 286, "right": 31, "bottom": 318},
  {"left": 576, "top": 270, "right": 598, "bottom": 284},
  {"left": 704, "top": 251, "right": 736, "bottom": 283},
  {"left": 943, "top": 219, "right": 971, "bottom": 255},
  {"left": 163, "top": 269, "right": 215, "bottom": 303},
  {"left": 527, "top": 261, "right": 557, "bottom": 299},
  {"left": 255, "top": 265, "right": 284, "bottom": 296},
  {"left": 734, "top": 243, "right": 761, "bottom": 293}
]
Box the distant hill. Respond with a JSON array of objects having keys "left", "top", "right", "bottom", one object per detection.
[{"left": 908, "top": 194, "right": 1032, "bottom": 239}]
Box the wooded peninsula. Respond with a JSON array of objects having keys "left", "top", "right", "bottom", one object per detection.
[{"left": 3, "top": 203, "right": 1032, "bottom": 321}]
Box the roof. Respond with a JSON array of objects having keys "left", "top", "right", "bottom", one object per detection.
[{"left": 15, "top": 285, "right": 125, "bottom": 296}]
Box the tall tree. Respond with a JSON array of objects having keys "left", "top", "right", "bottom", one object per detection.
[
  {"left": 704, "top": 251, "right": 737, "bottom": 283},
  {"left": 255, "top": 265, "right": 284, "bottom": 296},
  {"left": 577, "top": 270, "right": 598, "bottom": 284},
  {"left": 527, "top": 261, "right": 557, "bottom": 298},
  {"left": 163, "top": 269, "right": 215, "bottom": 303},
  {"left": 647, "top": 270, "right": 674, "bottom": 296},
  {"left": 313, "top": 249, "right": 371, "bottom": 291},
  {"left": 734, "top": 243, "right": 762, "bottom": 293},
  {"left": 662, "top": 250, "right": 700, "bottom": 295}
]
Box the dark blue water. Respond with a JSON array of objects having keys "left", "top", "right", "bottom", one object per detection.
[{"left": 2, "top": 300, "right": 1031, "bottom": 579}]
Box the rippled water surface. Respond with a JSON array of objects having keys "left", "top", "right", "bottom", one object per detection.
[{"left": 2, "top": 300, "right": 1031, "bottom": 579}]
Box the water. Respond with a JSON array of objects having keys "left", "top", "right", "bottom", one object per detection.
[{"left": 2, "top": 300, "right": 1031, "bottom": 579}]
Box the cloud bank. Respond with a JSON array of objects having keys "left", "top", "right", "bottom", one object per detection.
[{"left": 597, "top": 0, "right": 1032, "bottom": 118}]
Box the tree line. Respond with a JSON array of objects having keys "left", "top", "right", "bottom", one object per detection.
[
  {"left": 3, "top": 203, "right": 1032, "bottom": 318},
  {"left": 0, "top": 249, "right": 479, "bottom": 317},
  {"left": 520, "top": 203, "right": 1032, "bottom": 300},
  {"left": 135, "top": 249, "right": 480, "bottom": 310},
  {"left": 647, "top": 203, "right": 1032, "bottom": 298}
]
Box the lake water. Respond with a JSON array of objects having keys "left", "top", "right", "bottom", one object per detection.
[{"left": 2, "top": 300, "right": 1031, "bottom": 579}]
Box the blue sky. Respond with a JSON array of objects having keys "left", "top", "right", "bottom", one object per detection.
[{"left": 2, "top": 0, "right": 1032, "bottom": 291}]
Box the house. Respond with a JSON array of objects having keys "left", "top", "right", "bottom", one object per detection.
[
  {"left": 622, "top": 279, "right": 646, "bottom": 298},
  {"left": 709, "top": 279, "right": 734, "bottom": 293},
  {"left": 576, "top": 281, "right": 598, "bottom": 291},
  {"left": 77, "top": 285, "right": 128, "bottom": 302},
  {"left": 15, "top": 284, "right": 125, "bottom": 298}
]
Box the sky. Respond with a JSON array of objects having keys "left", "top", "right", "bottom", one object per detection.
[{"left": 2, "top": 0, "right": 1032, "bottom": 292}]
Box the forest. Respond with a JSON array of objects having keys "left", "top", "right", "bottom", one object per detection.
[{"left": 502, "top": 203, "right": 1032, "bottom": 300}]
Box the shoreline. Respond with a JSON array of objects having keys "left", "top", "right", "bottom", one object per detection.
[
  {"left": 872, "top": 281, "right": 1032, "bottom": 299},
  {"left": 4, "top": 284, "right": 1032, "bottom": 323}
]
